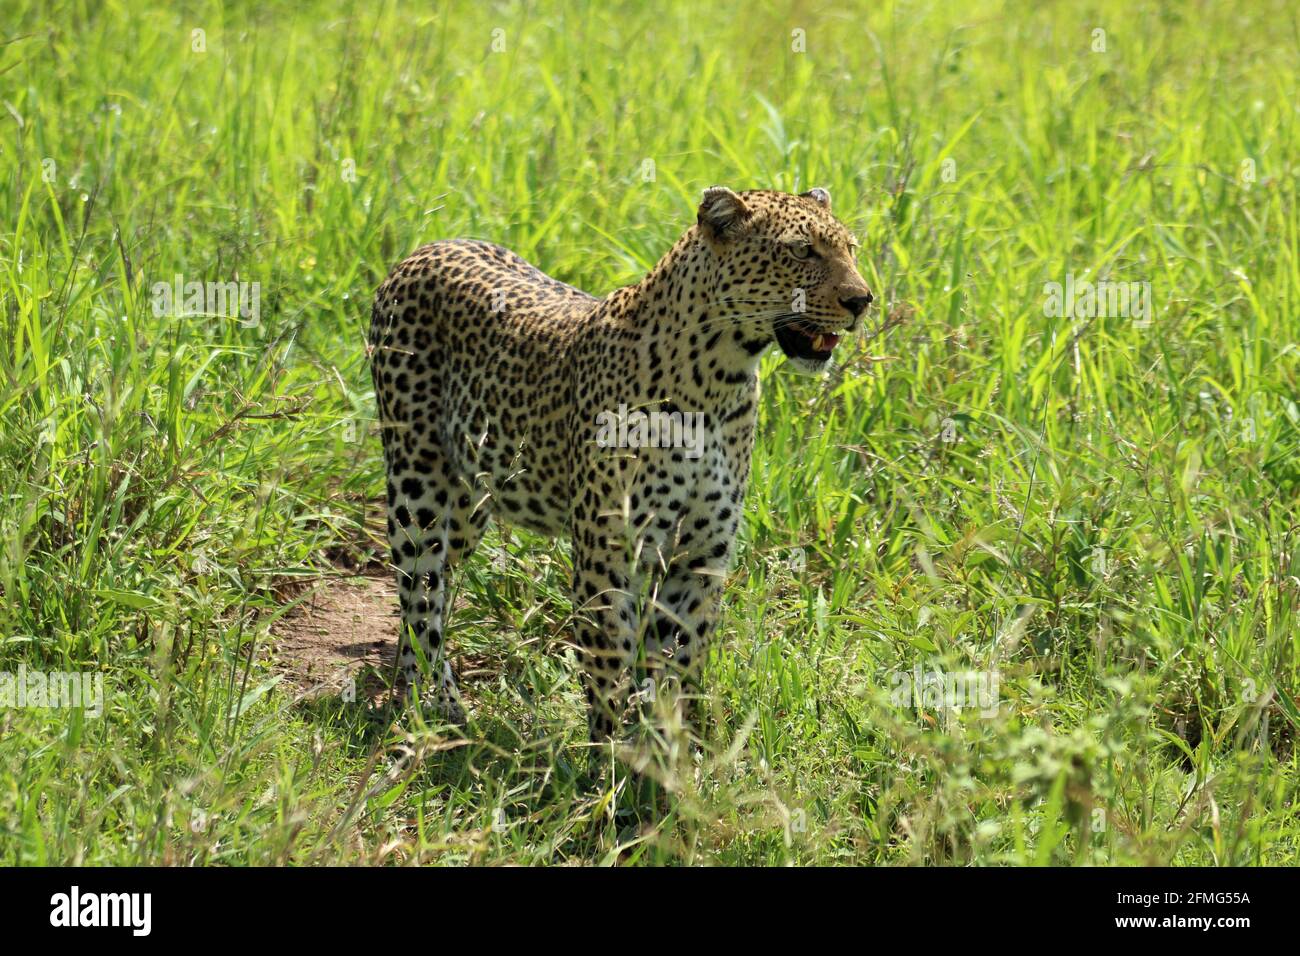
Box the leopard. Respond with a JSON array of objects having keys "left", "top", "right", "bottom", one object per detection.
[{"left": 368, "top": 185, "right": 873, "bottom": 743}]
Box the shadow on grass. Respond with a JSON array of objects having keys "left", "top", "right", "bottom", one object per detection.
[{"left": 291, "top": 678, "right": 692, "bottom": 860}]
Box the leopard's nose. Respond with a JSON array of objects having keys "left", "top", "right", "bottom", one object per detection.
[{"left": 840, "top": 293, "right": 873, "bottom": 318}]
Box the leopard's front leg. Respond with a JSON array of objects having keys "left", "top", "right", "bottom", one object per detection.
[
  {"left": 643, "top": 515, "right": 738, "bottom": 741},
  {"left": 644, "top": 560, "right": 725, "bottom": 738},
  {"left": 570, "top": 514, "right": 642, "bottom": 745}
]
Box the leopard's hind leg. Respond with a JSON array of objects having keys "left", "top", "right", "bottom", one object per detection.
[
  {"left": 381, "top": 446, "right": 494, "bottom": 723},
  {"left": 372, "top": 327, "right": 491, "bottom": 722}
]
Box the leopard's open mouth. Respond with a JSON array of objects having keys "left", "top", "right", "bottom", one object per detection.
[{"left": 774, "top": 317, "right": 841, "bottom": 362}]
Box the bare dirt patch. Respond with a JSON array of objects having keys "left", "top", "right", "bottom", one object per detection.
[{"left": 271, "top": 575, "right": 399, "bottom": 703}]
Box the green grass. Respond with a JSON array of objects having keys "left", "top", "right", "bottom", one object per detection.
[{"left": 1, "top": 0, "right": 1297, "bottom": 865}]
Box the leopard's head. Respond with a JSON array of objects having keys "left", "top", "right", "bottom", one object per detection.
[{"left": 697, "top": 186, "right": 874, "bottom": 374}]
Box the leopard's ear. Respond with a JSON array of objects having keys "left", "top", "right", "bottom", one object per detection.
[
  {"left": 698, "top": 186, "right": 751, "bottom": 240},
  {"left": 801, "top": 187, "right": 831, "bottom": 210}
]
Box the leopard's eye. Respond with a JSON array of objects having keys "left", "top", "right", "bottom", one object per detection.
[{"left": 788, "top": 241, "right": 817, "bottom": 261}]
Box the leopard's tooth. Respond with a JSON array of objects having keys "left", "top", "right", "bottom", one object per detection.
[{"left": 813, "top": 334, "right": 824, "bottom": 351}]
